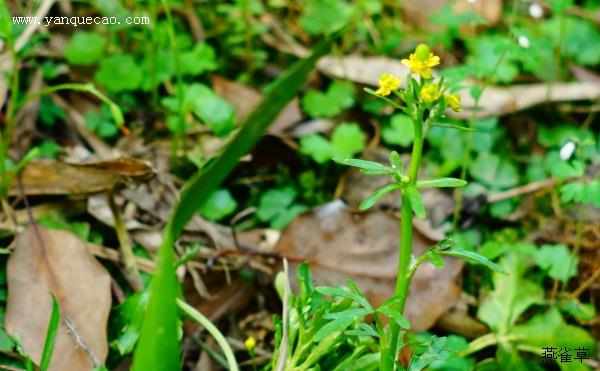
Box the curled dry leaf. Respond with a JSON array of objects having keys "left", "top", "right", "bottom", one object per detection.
[
  {"left": 5, "top": 225, "right": 112, "bottom": 370},
  {"left": 275, "top": 201, "right": 463, "bottom": 331},
  {"left": 8, "top": 157, "right": 154, "bottom": 196}
]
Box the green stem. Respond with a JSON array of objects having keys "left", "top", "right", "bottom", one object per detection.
[
  {"left": 380, "top": 115, "right": 424, "bottom": 371},
  {"left": 177, "top": 299, "right": 239, "bottom": 371}
]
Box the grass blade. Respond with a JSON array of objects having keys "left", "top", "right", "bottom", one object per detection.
[
  {"left": 132, "top": 31, "right": 343, "bottom": 371},
  {"left": 40, "top": 295, "right": 60, "bottom": 371}
]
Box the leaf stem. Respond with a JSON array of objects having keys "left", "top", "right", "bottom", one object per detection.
[{"left": 177, "top": 299, "right": 239, "bottom": 371}]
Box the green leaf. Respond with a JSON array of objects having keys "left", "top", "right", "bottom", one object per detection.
[
  {"left": 94, "top": 54, "right": 142, "bottom": 92},
  {"left": 469, "top": 152, "right": 519, "bottom": 189},
  {"left": 323, "top": 307, "right": 372, "bottom": 321},
  {"left": 440, "top": 248, "right": 506, "bottom": 274},
  {"left": 533, "top": 244, "right": 578, "bottom": 282},
  {"left": 377, "top": 306, "right": 410, "bottom": 329},
  {"left": 333, "top": 158, "right": 394, "bottom": 175},
  {"left": 331, "top": 122, "right": 366, "bottom": 159},
  {"left": 300, "top": 0, "right": 353, "bottom": 35},
  {"left": 544, "top": 151, "right": 585, "bottom": 179},
  {"left": 559, "top": 298, "right": 596, "bottom": 321},
  {"left": 416, "top": 177, "right": 467, "bottom": 188},
  {"left": 40, "top": 295, "right": 60, "bottom": 371},
  {"left": 63, "top": 31, "right": 106, "bottom": 65},
  {"left": 312, "top": 316, "right": 356, "bottom": 342},
  {"left": 409, "top": 336, "right": 449, "bottom": 371},
  {"left": 133, "top": 27, "right": 343, "bottom": 371},
  {"left": 345, "top": 323, "right": 379, "bottom": 338},
  {"left": 179, "top": 43, "right": 217, "bottom": 76},
  {"left": 512, "top": 307, "right": 595, "bottom": 353},
  {"left": 345, "top": 280, "right": 372, "bottom": 310},
  {"left": 477, "top": 253, "right": 544, "bottom": 333},
  {"left": 301, "top": 81, "right": 355, "bottom": 118},
  {"left": 406, "top": 186, "right": 426, "bottom": 219},
  {"left": 184, "top": 83, "right": 236, "bottom": 137},
  {"left": 110, "top": 291, "right": 149, "bottom": 356},
  {"left": 256, "top": 187, "right": 306, "bottom": 229},
  {"left": 199, "top": 189, "right": 237, "bottom": 221},
  {"left": 300, "top": 134, "right": 334, "bottom": 164},
  {"left": 359, "top": 183, "right": 400, "bottom": 210},
  {"left": 316, "top": 285, "right": 364, "bottom": 304},
  {"left": 382, "top": 113, "right": 414, "bottom": 148}
]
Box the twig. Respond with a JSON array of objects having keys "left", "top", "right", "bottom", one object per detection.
[
  {"left": 107, "top": 192, "right": 144, "bottom": 292},
  {"left": 14, "top": 0, "right": 56, "bottom": 52},
  {"left": 572, "top": 265, "right": 600, "bottom": 298},
  {"left": 274, "top": 259, "right": 290, "bottom": 371},
  {"left": 486, "top": 178, "right": 558, "bottom": 203},
  {"left": 63, "top": 317, "right": 101, "bottom": 368}
]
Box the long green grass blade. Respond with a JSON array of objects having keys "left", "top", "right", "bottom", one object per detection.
[
  {"left": 40, "top": 295, "right": 60, "bottom": 371},
  {"left": 132, "top": 31, "right": 342, "bottom": 371}
]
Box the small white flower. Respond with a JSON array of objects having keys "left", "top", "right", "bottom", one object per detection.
[
  {"left": 467, "top": 0, "right": 477, "bottom": 4},
  {"left": 518, "top": 35, "right": 530, "bottom": 49},
  {"left": 529, "top": 3, "right": 544, "bottom": 19},
  {"left": 560, "top": 141, "right": 576, "bottom": 161}
]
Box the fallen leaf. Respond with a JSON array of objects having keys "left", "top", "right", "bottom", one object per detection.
[
  {"left": 8, "top": 157, "right": 154, "bottom": 196},
  {"left": 212, "top": 75, "right": 303, "bottom": 135},
  {"left": 275, "top": 201, "right": 463, "bottom": 331},
  {"left": 403, "top": 0, "right": 501, "bottom": 28},
  {"left": 5, "top": 225, "right": 112, "bottom": 370}
]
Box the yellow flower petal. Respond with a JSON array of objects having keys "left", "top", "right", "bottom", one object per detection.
[{"left": 375, "top": 73, "right": 402, "bottom": 96}]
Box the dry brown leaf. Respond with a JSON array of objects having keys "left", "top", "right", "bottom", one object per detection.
[
  {"left": 275, "top": 201, "right": 462, "bottom": 331},
  {"left": 5, "top": 225, "right": 111, "bottom": 370},
  {"left": 8, "top": 157, "right": 154, "bottom": 196},
  {"left": 212, "top": 75, "right": 303, "bottom": 135}
]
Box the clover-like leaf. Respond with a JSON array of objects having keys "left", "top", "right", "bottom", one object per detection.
[
  {"left": 406, "top": 186, "right": 426, "bottom": 219},
  {"left": 359, "top": 183, "right": 401, "bottom": 210},
  {"left": 416, "top": 177, "right": 467, "bottom": 188}
]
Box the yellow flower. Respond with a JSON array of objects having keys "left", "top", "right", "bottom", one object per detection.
[
  {"left": 401, "top": 44, "right": 440, "bottom": 79},
  {"left": 420, "top": 83, "right": 441, "bottom": 103},
  {"left": 445, "top": 93, "right": 461, "bottom": 112},
  {"left": 374, "top": 73, "right": 402, "bottom": 96},
  {"left": 244, "top": 336, "right": 256, "bottom": 352}
]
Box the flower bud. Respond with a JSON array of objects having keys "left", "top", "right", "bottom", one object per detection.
[{"left": 415, "top": 44, "right": 430, "bottom": 62}]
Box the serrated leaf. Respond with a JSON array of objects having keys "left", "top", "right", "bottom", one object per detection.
[
  {"left": 439, "top": 248, "right": 506, "bottom": 274},
  {"left": 199, "top": 189, "right": 237, "bottom": 221},
  {"left": 416, "top": 178, "right": 467, "bottom": 188},
  {"left": 184, "top": 84, "right": 236, "bottom": 137},
  {"left": 533, "top": 244, "right": 578, "bottom": 282},
  {"left": 359, "top": 183, "right": 401, "bottom": 210},
  {"left": 406, "top": 186, "right": 426, "bottom": 219}
]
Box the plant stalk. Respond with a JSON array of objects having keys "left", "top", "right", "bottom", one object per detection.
[{"left": 380, "top": 115, "right": 424, "bottom": 371}]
